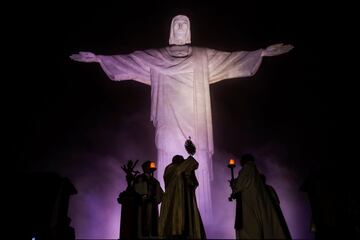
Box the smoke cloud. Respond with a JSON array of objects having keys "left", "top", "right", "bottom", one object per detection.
[{"left": 28, "top": 109, "right": 313, "bottom": 239}]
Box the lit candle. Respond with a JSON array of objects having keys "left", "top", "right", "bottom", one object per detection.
[
  {"left": 227, "top": 159, "right": 236, "bottom": 178},
  {"left": 150, "top": 161, "right": 156, "bottom": 170},
  {"left": 228, "top": 158, "right": 236, "bottom": 202},
  {"left": 228, "top": 159, "right": 236, "bottom": 167},
  {"left": 149, "top": 161, "right": 156, "bottom": 177}
]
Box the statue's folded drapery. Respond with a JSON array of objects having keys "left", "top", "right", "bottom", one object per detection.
[{"left": 98, "top": 47, "right": 263, "bottom": 218}]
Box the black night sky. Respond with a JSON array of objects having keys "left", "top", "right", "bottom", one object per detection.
[{"left": 7, "top": 1, "right": 357, "bottom": 239}]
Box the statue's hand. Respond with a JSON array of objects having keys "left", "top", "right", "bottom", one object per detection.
[
  {"left": 262, "top": 43, "right": 294, "bottom": 57},
  {"left": 70, "top": 51, "right": 99, "bottom": 62}
]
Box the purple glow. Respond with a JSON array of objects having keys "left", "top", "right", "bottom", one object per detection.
[
  {"left": 62, "top": 142, "right": 313, "bottom": 239},
  {"left": 67, "top": 154, "right": 123, "bottom": 239},
  {"left": 249, "top": 143, "right": 313, "bottom": 239},
  {"left": 207, "top": 148, "right": 313, "bottom": 239},
  {"left": 41, "top": 106, "right": 313, "bottom": 239}
]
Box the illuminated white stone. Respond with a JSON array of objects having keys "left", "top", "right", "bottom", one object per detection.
[{"left": 70, "top": 15, "right": 293, "bottom": 222}]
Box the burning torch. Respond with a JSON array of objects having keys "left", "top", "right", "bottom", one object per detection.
[
  {"left": 149, "top": 161, "right": 156, "bottom": 177},
  {"left": 228, "top": 158, "right": 236, "bottom": 201}
]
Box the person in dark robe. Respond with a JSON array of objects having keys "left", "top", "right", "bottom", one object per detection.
[
  {"left": 300, "top": 169, "right": 359, "bottom": 240},
  {"left": 260, "top": 174, "right": 292, "bottom": 239},
  {"left": 117, "top": 160, "right": 141, "bottom": 240},
  {"left": 134, "top": 161, "right": 164, "bottom": 238},
  {"left": 230, "top": 154, "right": 287, "bottom": 239},
  {"left": 158, "top": 155, "right": 206, "bottom": 239}
]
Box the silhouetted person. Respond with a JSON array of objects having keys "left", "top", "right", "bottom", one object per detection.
[
  {"left": 18, "top": 172, "right": 77, "bottom": 240},
  {"left": 230, "top": 154, "right": 288, "bottom": 239},
  {"left": 134, "top": 161, "right": 164, "bottom": 238},
  {"left": 57, "top": 217, "right": 75, "bottom": 240},
  {"left": 260, "top": 174, "right": 292, "bottom": 239},
  {"left": 118, "top": 160, "right": 142, "bottom": 240},
  {"left": 300, "top": 169, "right": 358, "bottom": 240},
  {"left": 158, "top": 155, "right": 206, "bottom": 239}
]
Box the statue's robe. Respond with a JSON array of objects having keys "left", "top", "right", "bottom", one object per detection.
[
  {"left": 232, "top": 162, "right": 288, "bottom": 239},
  {"left": 98, "top": 47, "right": 263, "bottom": 218},
  {"left": 158, "top": 156, "right": 206, "bottom": 239}
]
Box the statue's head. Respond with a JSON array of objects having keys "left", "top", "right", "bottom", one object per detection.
[{"left": 169, "top": 15, "right": 191, "bottom": 45}]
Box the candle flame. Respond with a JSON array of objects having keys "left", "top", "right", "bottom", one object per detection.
[
  {"left": 150, "top": 161, "right": 156, "bottom": 169},
  {"left": 229, "top": 159, "right": 235, "bottom": 166}
]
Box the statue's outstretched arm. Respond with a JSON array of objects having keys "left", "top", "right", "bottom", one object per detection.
[
  {"left": 70, "top": 51, "right": 100, "bottom": 63},
  {"left": 261, "top": 43, "right": 294, "bottom": 57}
]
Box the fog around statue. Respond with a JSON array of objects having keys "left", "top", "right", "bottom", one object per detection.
[{"left": 70, "top": 15, "right": 293, "bottom": 221}]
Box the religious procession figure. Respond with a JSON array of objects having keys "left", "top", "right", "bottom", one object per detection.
[
  {"left": 71, "top": 14, "right": 293, "bottom": 219},
  {"left": 117, "top": 160, "right": 141, "bottom": 239},
  {"left": 158, "top": 138, "right": 206, "bottom": 239},
  {"left": 230, "top": 154, "right": 290, "bottom": 239},
  {"left": 134, "top": 161, "right": 164, "bottom": 238},
  {"left": 260, "top": 174, "right": 292, "bottom": 239}
]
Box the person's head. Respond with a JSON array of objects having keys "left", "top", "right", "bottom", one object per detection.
[
  {"left": 172, "top": 155, "right": 185, "bottom": 164},
  {"left": 141, "top": 161, "right": 151, "bottom": 174},
  {"left": 169, "top": 15, "right": 191, "bottom": 45},
  {"left": 240, "top": 153, "right": 255, "bottom": 167}
]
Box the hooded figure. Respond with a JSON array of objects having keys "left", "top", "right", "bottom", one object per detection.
[
  {"left": 158, "top": 155, "right": 206, "bottom": 239},
  {"left": 231, "top": 154, "right": 289, "bottom": 239},
  {"left": 134, "top": 161, "right": 164, "bottom": 238}
]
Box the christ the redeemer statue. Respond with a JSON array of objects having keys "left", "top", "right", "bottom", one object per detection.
[{"left": 70, "top": 15, "right": 293, "bottom": 221}]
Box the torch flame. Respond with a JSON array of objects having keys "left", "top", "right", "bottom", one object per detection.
[
  {"left": 150, "top": 161, "right": 156, "bottom": 169},
  {"left": 229, "top": 159, "right": 235, "bottom": 166}
]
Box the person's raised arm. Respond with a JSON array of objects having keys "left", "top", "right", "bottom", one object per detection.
[{"left": 176, "top": 156, "right": 198, "bottom": 175}]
